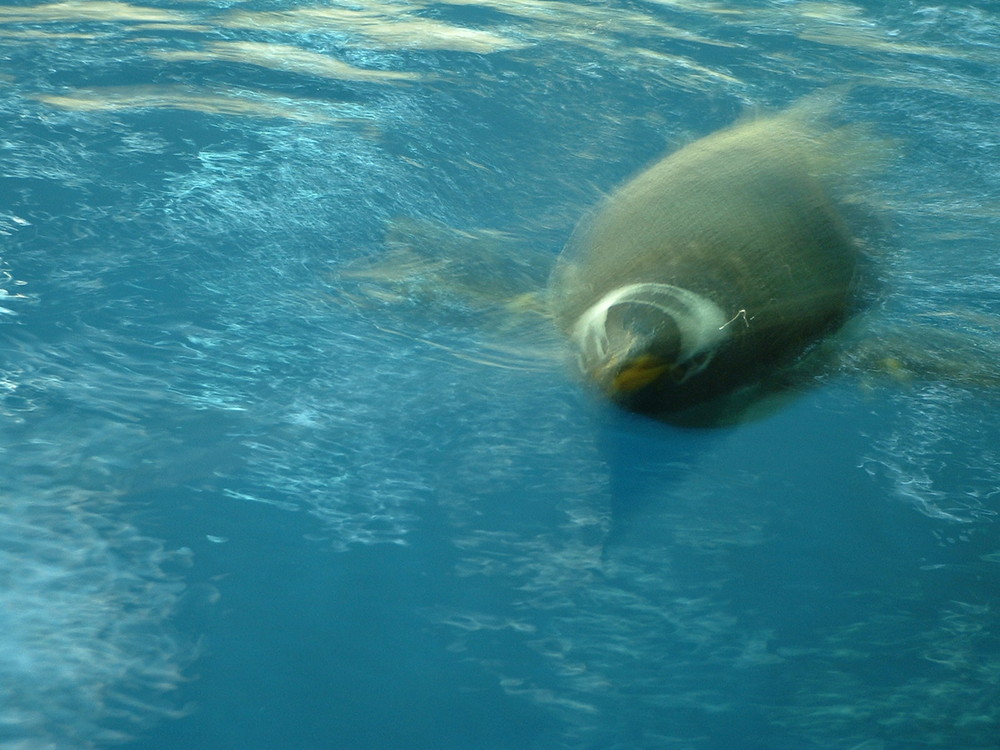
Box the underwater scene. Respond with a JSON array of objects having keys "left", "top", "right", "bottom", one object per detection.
[{"left": 1, "top": 1, "right": 1000, "bottom": 748}]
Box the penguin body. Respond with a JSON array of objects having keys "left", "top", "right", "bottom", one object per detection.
[{"left": 549, "top": 103, "right": 866, "bottom": 425}]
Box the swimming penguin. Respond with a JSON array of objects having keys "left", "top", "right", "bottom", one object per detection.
[{"left": 548, "top": 97, "right": 874, "bottom": 426}]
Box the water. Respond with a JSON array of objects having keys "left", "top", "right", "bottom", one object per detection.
[{"left": 1, "top": 1, "right": 1000, "bottom": 748}]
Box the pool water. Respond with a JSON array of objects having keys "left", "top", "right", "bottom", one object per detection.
[{"left": 1, "top": 2, "right": 999, "bottom": 748}]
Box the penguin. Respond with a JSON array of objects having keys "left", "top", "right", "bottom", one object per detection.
[{"left": 548, "top": 97, "right": 874, "bottom": 426}]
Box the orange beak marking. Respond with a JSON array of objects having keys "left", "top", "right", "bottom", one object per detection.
[{"left": 611, "top": 355, "right": 671, "bottom": 393}]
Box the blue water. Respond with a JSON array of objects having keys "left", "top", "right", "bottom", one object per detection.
[{"left": 2, "top": 2, "right": 1000, "bottom": 749}]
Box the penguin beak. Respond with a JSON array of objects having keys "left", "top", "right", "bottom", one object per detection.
[{"left": 611, "top": 354, "right": 672, "bottom": 393}]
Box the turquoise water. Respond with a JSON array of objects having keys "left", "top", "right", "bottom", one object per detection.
[{"left": 2, "top": 2, "right": 1000, "bottom": 748}]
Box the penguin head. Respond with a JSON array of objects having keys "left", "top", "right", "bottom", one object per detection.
[{"left": 570, "top": 283, "right": 729, "bottom": 413}]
